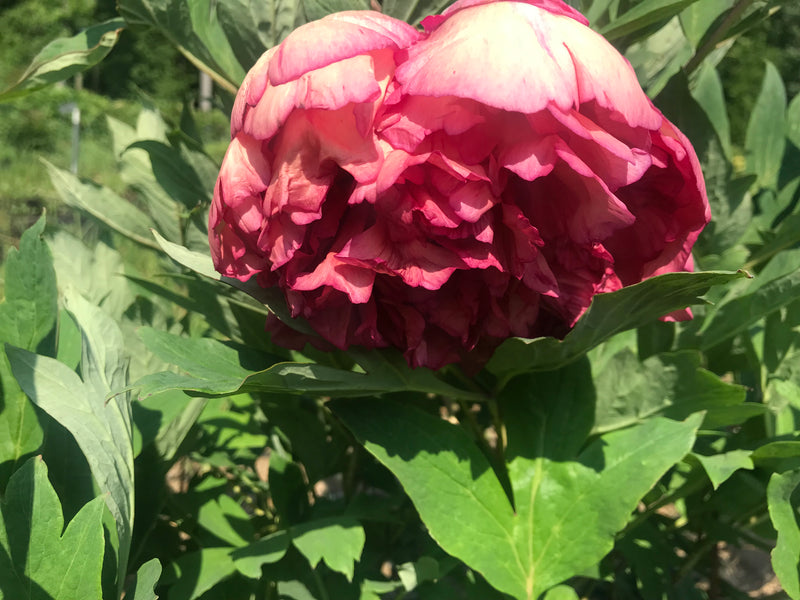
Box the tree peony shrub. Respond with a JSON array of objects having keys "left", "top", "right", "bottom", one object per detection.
[{"left": 209, "top": 0, "right": 711, "bottom": 369}]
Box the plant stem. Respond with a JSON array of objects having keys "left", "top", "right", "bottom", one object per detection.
[
  {"left": 684, "top": 0, "right": 755, "bottom": 76},
  {"left": 312, "top": 567, "right": 331, "bottom": 600}
]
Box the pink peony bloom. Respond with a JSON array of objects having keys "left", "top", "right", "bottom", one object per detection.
[{"left": 210, "top": 0, "right": 711, "bottom": 370}]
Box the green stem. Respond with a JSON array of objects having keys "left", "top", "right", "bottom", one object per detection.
[
  {"left": 684, "top": 0, "right": 756, "bottom": 76},
  {"left": 312, "top": 567, "right": 330, "bottom": 600}
]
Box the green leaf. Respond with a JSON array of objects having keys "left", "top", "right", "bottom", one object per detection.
[
  {"left": 592, "top": 349, "right": 748, "bottom": 434},
  {"left": 692, "top": 450, "right": 754, "bottom": 490},
  {"left": 381, "top": 0, "right": 452, "bottom": 25},
  {"left": 117, "top": 0, "right": 241, "bottom": 92},
  {"left": 125, "top": 558, "right": 163, "bottom": 600},
  {"left": 216, "top": 0, "right": 303, "bottom": 69},
  {"left": 6, "top": 291, "right": 135, "bottom": 598},
  {"left": 487, "top": 270, "right": 744, "bottom": 379},
  {"left": 0, "top": 215, "right": 57, "bottom": 351},
  {"left": 290, "top": 518, "right": 365, "bottom": 582},
  {"left": 788, "top": 93, "right": 800, "bottom": 151},
  {"left": 231, "top": 531, "right": 291, "bottom": 578},
  {"left": 679, "top": 0, "right": 733, "bottom": 49},
  {"left": 542, "top": 585, "right": 580, "bottom": 600},
  {"left": 152, "top": 230, "right": 316, "bottom": 336},
  {"left": 197, "top": 495, "right": 254, "bottom": 547},
  {"left": 700, "top": 258, "right": 800, "bottom": 350},
  {"left": 331, "top": 398, "right": 520, "bottom": 595},
  {"left": 167, "top": 547, "right": 237, "bottom": 600},
  {"left": 0, "top": 457, "right": 105, "bottom": 599},
  {"left": 130, "top": 328, "right": 482, "bottom": 401},
  {"left": 331, "top": 395, "right": 701, "bottom": 599},
  {"left": 0, "top": 19, "right": 125, "bottom": 102},
  {"left": 126, "top": 140, "right": 211, "bottom": 208},
  {"left": 767, "top": 469, "right": 800, "bottom": 598},
  {"left": 691, "top": 62, "right": 732, "bottom": 158},
  {"left": 745, "top": 61, "right": 787, "bottom": 191},
  {"left": 0, "top": 216, "right": 54, "bottom": 486},
  {"left": 624, "top": 17, "right": 692, "bottom": 97},
  {"left": 43, "top": 159, "right": 158, "bottom": 249},
  {"left": 302, "top": 0, "right": 371, "bottom": 21},
  {"left": 601, "top": 0, "right": 701, "bottom": 42}
]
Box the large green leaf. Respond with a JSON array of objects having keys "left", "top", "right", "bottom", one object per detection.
[
  {"left": 117, "top": 0, "right": 242, "bottom": 92},
  {"left": 6, "top": 291, "right": 135, "bottom": 597},
  {"left": 0, "top": 19, "right": 125, "bottom": 102},
  {"left": 0, "top": 457, "right": 105, "bottom": 599},
  {"left": 745, "top": 61, "right": 787, "bottom": 191},
  {"left": 331, "top": 387, "right": 701, "bottom": 599},
  {"left": 486, "top": 271, "right": 744, "bottom": 379},
  {"left": 129, "top": 328, "right": 482, "bottom": 401},
  {"left": 0, "top": 217, "right": 54, "bottom": 487},
  {"left": 767, "top": 469, "right": 800, "bottom": 598},
  {"left": 43, "top": 160, "right": 158, "bottom": 249}
]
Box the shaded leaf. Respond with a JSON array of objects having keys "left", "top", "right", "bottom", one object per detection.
[
  {"left": 217, "top": 0, "right": 303, "bottom": 69},
  {"left": 0, "top": 457, "right": 105, "bottom": 599},
  {"left": 592, "top": 349, "right": 748, "bottom": 434},
  {"left": 166, "top": 547, "right": 237, "bottom": 600}
]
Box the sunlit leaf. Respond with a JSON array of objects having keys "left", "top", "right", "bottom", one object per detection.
[
  {"left": 0, "top": 19, "right": 125, "bottom": 102},
  {"left": 745, "top": 61, "right": 787, "bottom": 191},
  {"left": 767, "top": 469, "right": 800, "bottom": 598}
]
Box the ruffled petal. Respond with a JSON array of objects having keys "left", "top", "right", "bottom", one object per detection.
[
  {"left": 397, "top": 2, "right": 659, "bottom": 128},
  {"left": 269, "top": 11, "right": 423, "bottom": 85}
]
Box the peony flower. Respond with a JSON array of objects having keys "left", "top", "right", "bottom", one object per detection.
[{"left": 209, "top": 0, "right": 711, "bottom": 370}]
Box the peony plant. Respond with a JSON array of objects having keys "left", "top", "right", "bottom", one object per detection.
[{"left": 2, "top": 0, "right": 800, "bottom": 599}]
